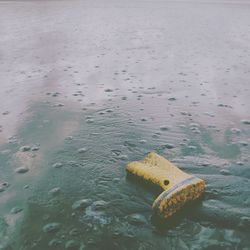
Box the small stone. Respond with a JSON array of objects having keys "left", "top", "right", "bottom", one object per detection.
[
  {"left": 198, "top": 161, "right": 210, "bottom": 167},
  {"left": 1, "top": 182, "right": 9, "bottom": 188},
  {"left": 86, "top": 119, "right": 94, "bottom": 123},
  {"left": 52, "top": 162, "right": 63, "bottom": 168},
  {"left": 48, "top": 187, "right": 61, "bottom": 196},
  {"left": 48, "top": 239, "right": 62, "bottom": 247},
  {"left": 85, "top": 115, "right": 93, "bottom": 119},
  {"left": 127, "top": 214, "right": 147, "bottom": 225},
  {"left": 56, "top": 103, "right": 64, "bottom": 107},
  {"left": 168, "top": 97, "right": 176, "bottom": 101},
  {"left": 160, "top": 126, "right": 170, "bottom": 131},
  {"left": 117, "top": 154, "right": 128, "bottom": 160},
  {"left": 236, "top": 161, "right": 244, "bottom": 166},
  {"left": 51, "top": 92, "right": 60, "bottom": 97},
  {"left": 190, "top": 127, "right": 201, "bottom": 134},
  {"left": 220, "top": 169, "right": 230, "bottom": 175},
  {"left": 2, "top": 111, "right": 9, "bottom": 115},
  {"left": 65, "top": 240, "right": 79, "bottom": 249},
  {"left": 69, "top": 228, "right": 79, "bottom": 236},
  {"left": 20, "top": 145, "right": 31, "bottom": 152},
  {"left": 230, "top": 128, "right": 241, "bottom": 134},
  {"left": 218, "top": 103, "right": 232, "bottom": 108},
  {"left": 43, "top": 222, "right": 61, "bottom": 233},
  {"left": 31, "top": 146, "right": 40, "bottom": 151},
  {"left": 92, "top": 200, "right": 108, "bottom": 211},
  {"left": 106, "top": 109, "right": 113, "bottom": 113},
  {"left": 72, "top": 199, "right": 91, "bottom": 210},
  {"left": 126, "top": 231, "right": 136, "bottom": 238},
  {"left": 10, "top": 207, "right": 23, "bottom": 214},
  {"left": 77, "top": 148, "right": 87, "bottom": 153},
  {"left": 163, "top": 143, "right": 175, "bottom": 149},
  {"left": 189, "top": 123, "right": 200, "bottom": 127},
  {"left": 104, "top": 89, "right": 113, "bottom": 92},
  {"left": 68, "top": 161, "right": 79, "bottom": 167},
  {"left": 241, "top": 119, "right": 250, "bottom": 125},
  {"left": 238, "top": 141, "right": 248, "bottom": 146},
  {"left": 15, "top": 166, "right": 29, "bottom": 174},
  {"left": 180, "top": 111, "right": 188, "bottom": 116}
]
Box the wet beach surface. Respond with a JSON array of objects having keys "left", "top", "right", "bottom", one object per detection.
[{"left": 0, "top": 0, "right": 250, "bottom": 249}]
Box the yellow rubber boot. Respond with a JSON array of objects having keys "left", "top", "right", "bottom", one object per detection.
[{"left": 126, "top": 152, "right": 205, "bottom": 219}]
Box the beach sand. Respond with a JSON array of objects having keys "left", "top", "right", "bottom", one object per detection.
[{"left": 0, "top": 0, "right": 250, "bottom": 249}]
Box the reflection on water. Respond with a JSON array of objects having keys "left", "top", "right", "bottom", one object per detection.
[
  {"left": 1, "top": 0, "right": 250, "bottom": 249},
  {"left": 0, "top": 98, "right": 250, "bottom": 249}
]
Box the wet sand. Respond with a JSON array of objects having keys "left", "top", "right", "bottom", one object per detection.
[{"left": 0, "top": 0, "right": 250, "bottom": 249}]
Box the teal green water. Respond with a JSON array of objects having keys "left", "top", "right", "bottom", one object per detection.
[
  {"left": 1, "top": 0, "right": 250, "bottom": 249},
  {"left": 1, "top": 99, "right": 250, "bottom": 249}
]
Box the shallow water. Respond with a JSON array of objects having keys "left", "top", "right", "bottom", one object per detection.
[{"left": 1, "top": 0, "right": 250, "bottom": 249}]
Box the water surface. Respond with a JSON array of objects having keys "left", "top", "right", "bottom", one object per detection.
[{"left": 0, "top": 0, "right": 250, "bottom": 249}]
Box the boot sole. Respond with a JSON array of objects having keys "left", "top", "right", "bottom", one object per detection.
[{"left": 153, "top": 176, "right": 205, "bottom": 218}]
